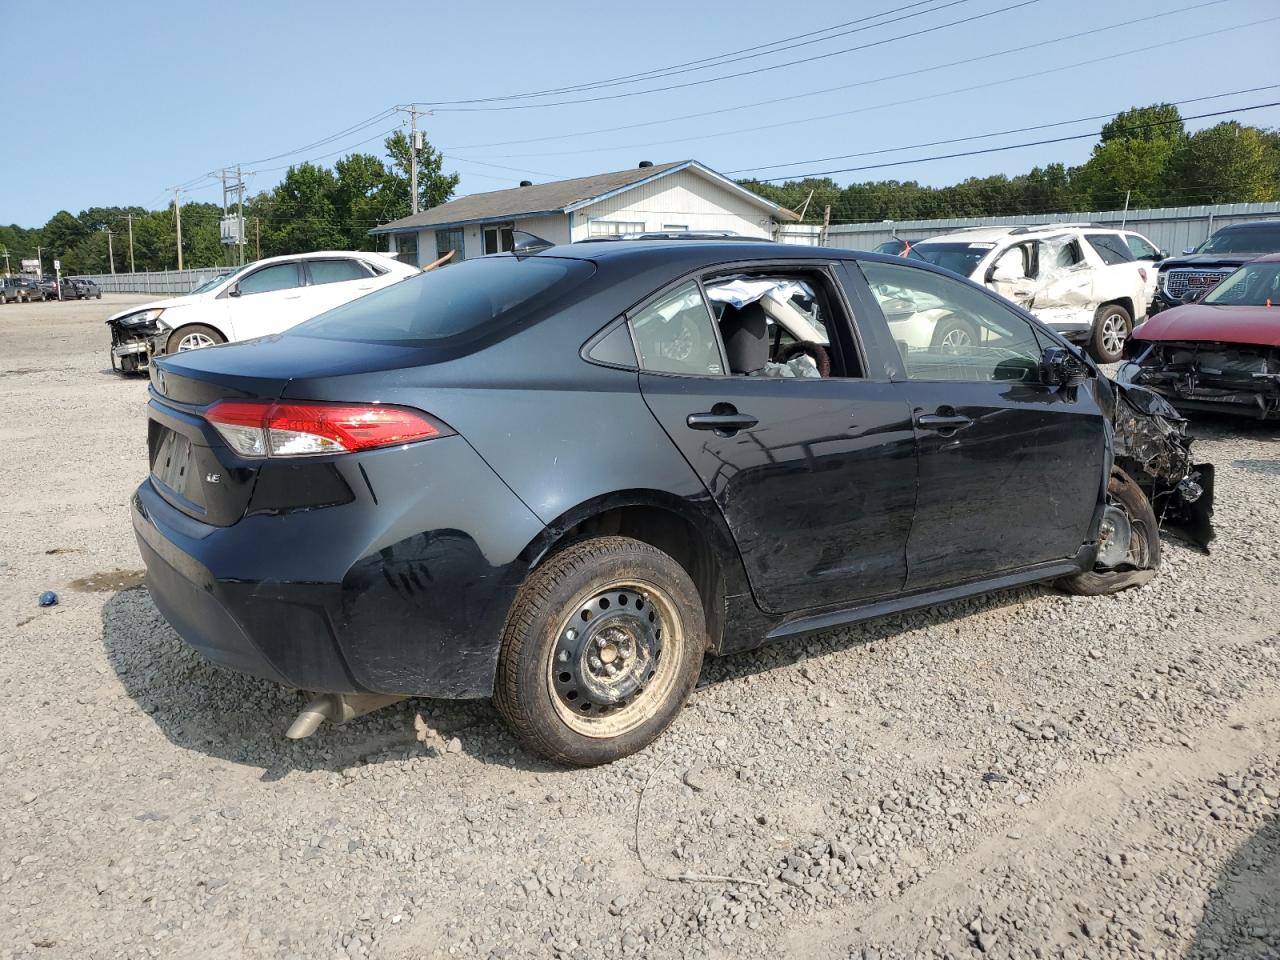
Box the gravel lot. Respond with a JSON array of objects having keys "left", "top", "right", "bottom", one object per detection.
[{"left": 1, "top": 295, "right": 1277, "bottom": 960}]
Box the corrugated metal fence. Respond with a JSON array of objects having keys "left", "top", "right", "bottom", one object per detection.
[
  {"left": 776, "top": 202, "right": 1280, "bottom": 254},
  {"left": 71, "top": 266, "right": 233, "bottom": 295}
]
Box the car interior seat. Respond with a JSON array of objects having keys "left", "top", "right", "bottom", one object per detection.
[{"left": 719, "top": 302, "right": 770, "bottom": 374}]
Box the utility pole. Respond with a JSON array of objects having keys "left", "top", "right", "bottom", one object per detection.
[
  {"left": 254, "top": 217, "right": 261, "bottom": 260},
  {"left": 125, "top": 214, "right": 136, "bottom": 273},
  {"left": 1, "top": 246, "right": 9, "bottom": 277},
  {"left": 820, "top": 205, "right": 832, "bottom": 246},
  {"left": 395, "top": 104, "right": 430, "bottom": 215},
  {"left": 1120, "top": 189, "right": 1132, "bottom": 229},
  {"left": 236, "top": 164, "right": 246, "bottom": 266},
  {"left": 172, "top": 188, "right": 184, "bottom": 270},
  {"left": 104, "top": 227, "right": 116, "bottom": 275},
  {"left": 36, "top": 245, "right": 42, "bottom": 275}
]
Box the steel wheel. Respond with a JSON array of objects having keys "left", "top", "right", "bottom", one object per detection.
[
  {"left": 177, "top": 331, "right": 215, "bottom": 351},
  {"left": 547, "top": 580, "right": 685, "bottom": 739},
  {"left": 940, "top": 327, "right": 972, "bottom": 350},
  {"left": 1096, "top": 500, "right": 1149, "bottom": 569}
]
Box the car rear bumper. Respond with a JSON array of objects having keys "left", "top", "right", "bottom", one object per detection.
[{"left": 131, "top": 434, "right": 547, "bottom": 698}]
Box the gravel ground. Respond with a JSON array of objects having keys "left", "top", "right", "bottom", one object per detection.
[{"left": 1, "top": 296, "right": 1277, "bottom": 960}]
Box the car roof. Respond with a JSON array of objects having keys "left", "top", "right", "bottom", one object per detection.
[
  {"left": 542, "top": 238, "right": 864, "bottom": 264},
  {"left": 1217, "top": 219, "right": 1280, "bottom": 231}
]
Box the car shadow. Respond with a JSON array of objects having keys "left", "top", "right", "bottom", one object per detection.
[
  {"left": 102, "top": 578, "right": 1046, "bottom": 780},
  {"left": 1187, "top": 815, "right": 1279, "bottom": 958}
]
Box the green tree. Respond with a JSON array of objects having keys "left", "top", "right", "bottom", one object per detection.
[
  {"left": 383, "top": 130, "right": 460, "bottom": 217},
  {"left": 1101, "top": 103, "right": 1184, "bottom": 144},
  {"left": 1165, "top": 122, "right": 1276, "bottom": 204}
]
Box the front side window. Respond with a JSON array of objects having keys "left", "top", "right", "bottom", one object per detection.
[
  {"left": 861, "top": 260, "right": 1046, "bottom": 384},
  {"left": 483, "top": 225, "right": 515, "bottom": 255},
  {"left": 1086, "top": 233, "right": 1136, "bottom": 266},
  {"left": 1125, "top": 234, "right": 1160, "bottom": 260},
  {"left": 629, "top": 281, "right": 724, "bottom": 376},
  {"left": 307, "top": 258, "right": 371, "bottom": 285},
  {"left": 237, "top": 262, "right": 301, "bottom": 295},
  {"left": 436, "top": 227, "right": 464, "bottom": 263}
]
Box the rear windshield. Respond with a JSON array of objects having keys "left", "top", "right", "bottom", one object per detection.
[
  {"left": 1198, "top": 225, "right": 1280, "bottom": 255},
  {"left": 910, "top": 242, "right": 993, "bottom": 277},
  {"left": 292, "top": 255, "right": 594, "bottom": 344}
]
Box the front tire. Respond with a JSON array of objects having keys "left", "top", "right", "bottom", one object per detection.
[
  {"left": 1089, "top": 304, "right": 1131, "bottom": 363},
  {"left": 494, "top": 536, "right": 706, "bottom": 766},
  {"left": 166, "top": 323, "right": 226, "bottom": 353},
  {"left": 1057, "top": 469, "right": 1160, "bottom": 596}
]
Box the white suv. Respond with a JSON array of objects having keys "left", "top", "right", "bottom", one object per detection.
[
  {"left": 107, "top": 251, "right": 418, "bottom": 372},
  {"left": 910, "top": 225, "right": 1159, "bottom": 362}
]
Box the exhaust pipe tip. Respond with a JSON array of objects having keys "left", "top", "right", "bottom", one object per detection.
[{"left": 285, "top": 692, "right": 407, "bottom": 739}]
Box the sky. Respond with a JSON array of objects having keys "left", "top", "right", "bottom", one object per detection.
[{"left": 3, "top": 0, "right": 1279, "bottom": 228}]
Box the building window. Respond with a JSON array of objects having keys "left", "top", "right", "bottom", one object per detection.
[
  {"left": 394, "top": 233, "right": 418, "bottom": 266},
  {"left": 589, "top": 220, "right": 645, "bottom": 237},
  {"left": 483, "top": 224, "right": 515, "bottom": 255},
  {"left": 436, "top": 228, "right": 464, "bottom": 264}
]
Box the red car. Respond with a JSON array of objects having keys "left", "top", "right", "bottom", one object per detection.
[{"left": 1119, "top": 254, "right": 1280, "bottom": 420}]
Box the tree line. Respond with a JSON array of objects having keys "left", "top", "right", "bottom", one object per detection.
[
  {"left": 3, "top": 104, "right": 1278, "bottom": 276},
  {"left": 0, "top": 131, "right": 457, "bottom": 277},
  {"left": 742, "top": 105, "right": 1280, "bottom": 225}
]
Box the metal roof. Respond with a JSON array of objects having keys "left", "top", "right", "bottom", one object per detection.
[{"left": 368, "top": 160, "right": 798, "bottom": 235}]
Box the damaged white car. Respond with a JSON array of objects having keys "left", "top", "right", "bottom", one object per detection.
[{"left": 911, "top": 225, "right": 1159, "bottom": 363}]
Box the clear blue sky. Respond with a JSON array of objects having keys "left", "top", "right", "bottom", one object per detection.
[{"left": 4, "top": 0, "right": 1279, "bottom": 227}]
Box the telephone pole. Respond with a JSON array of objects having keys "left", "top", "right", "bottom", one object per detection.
[
  {"left": 820, "top": 204, "right": 832, "bottom": 246},
  {"left": 125, "top": 214, "right": 136, "bottom": 273},
  {"left": 254, "top": 217, "right": 261, "bottom": 260},
  {"left": 236, "top": 164, "right": 246, "bottom": 266},
  {"left": 395, "top": 104, "right": 430, "bottom": 215},
  {"left": 172, "top": 188, "right": 184, "bottom": 270},
  {"left": 103, "top": 227, "right": 116, "bottom": 275},
  {"left": 1, "top": 246, "right": 9, "bottom": 277}
]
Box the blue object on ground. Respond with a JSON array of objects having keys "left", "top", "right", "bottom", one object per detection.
[{"left": 39, "top": 591, "right": 58, "bottom": 607}]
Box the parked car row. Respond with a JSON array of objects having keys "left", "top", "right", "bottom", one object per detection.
[{"left": 0, "top": 276, "right": 101, "bottom": 302}]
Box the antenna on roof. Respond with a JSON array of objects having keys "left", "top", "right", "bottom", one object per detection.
[{"left": 511, "top": 231, "right": 554, "bottom": 259}]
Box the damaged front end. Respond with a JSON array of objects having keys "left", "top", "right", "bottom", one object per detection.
[
  {"left": 107, "top": 309, "right": 168, "bottom": 374},
  {"left": 1110, "top": 381, "right": 1215, "bottom": 552},
  {"left": 1118, "top": 340, "right": 1280, "bottom": 420}
]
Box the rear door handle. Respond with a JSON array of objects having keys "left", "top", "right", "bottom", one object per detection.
[
  {"left": 916, "top": 414, "right": 973, "bottom": 431},
  {"left": 687, "top": 411, "right": 758, "bottom": 433}
]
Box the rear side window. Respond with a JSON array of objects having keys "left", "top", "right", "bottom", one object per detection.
[
  {"left": 239, "top": 263, "right": 301, "bottom": 295},
  {"left": 294, "top": 255, "right": 594, "bottom": 344},
  {"left": 1086, "top": 234, "right": 1135, "bottom": 265},
  {"left": 307, "top": 258, "right": 371, "bottom": 285},
  {"left": 629, "top": 281, "right": 725, "bottom": 376}
]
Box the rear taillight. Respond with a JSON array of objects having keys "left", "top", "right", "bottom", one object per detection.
[{"left": 206, "top": 400, "right": 447, "bottom": 458}]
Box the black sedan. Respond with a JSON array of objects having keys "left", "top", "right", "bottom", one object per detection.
[{"left": 133, "top": 238, "right": 1212, "bottom": 765}]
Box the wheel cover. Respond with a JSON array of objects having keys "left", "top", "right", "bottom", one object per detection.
[
  {"left": 1100, "top": 313, "right": 1127, "bottom": 356},
  {"left": 177, "top": 332, "right": 215, "bottom": 351},
  {"left": 940, "top": 327, "right": 972, "bottom": 351},
  {"left": 547, "top": 579, "right": 684, "bottom": 739}
]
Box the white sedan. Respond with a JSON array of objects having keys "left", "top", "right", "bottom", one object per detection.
[{"left": 107, "top": 251, "right": 417, "bottom": 371}]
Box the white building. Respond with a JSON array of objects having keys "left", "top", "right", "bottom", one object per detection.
[{"left": 369, "top": 160, "right": 798, "bottom": 265}]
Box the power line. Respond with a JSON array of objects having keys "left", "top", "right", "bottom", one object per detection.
[
  {"left": 237, "top": 108, "right": 399, "bottom": 166},
  {"left": 750, "top": 100, "right": 1280, "bottom": 183},
  {"left": 441, "top": 0, "right": 1241, "bottom": 151},
  {"left": 727, "top": 83, "right": 1280, "bottom": 176},
  {"left": 465, "top": 10, "right": 1276, "bottom": 160},
  {"left": 426, "top": 0, "right": 1048, "bottom": 112},
  {"left": 417, "top": 0, "right": 970, "bottom": 106}
]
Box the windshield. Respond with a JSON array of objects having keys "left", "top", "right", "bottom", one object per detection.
[
  {"left": 293, "top": 255, "right": 594, "bottom": 344},
  {"left": 910, "top": 242, "right": 994, "bottom": 277},
  {"left": 1197, "top": 225, "right": 1280, "bottom": 255},
  {"left": 1201, "top": 261, "right": 1280, "bottom": 307},
  {"left": 189, "top": 272, "right": 232, "bottom": 294}
]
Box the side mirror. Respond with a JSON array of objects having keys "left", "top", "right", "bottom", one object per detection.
[
  {"left": 1181, "top": 247, "right": 1196, "bottom": 256},
  {"left": 1041, "top": 345, "right": 1089, "bottom": 388},
  {"left": 228, "top": 284, "right": 241, "bottom": 297}
]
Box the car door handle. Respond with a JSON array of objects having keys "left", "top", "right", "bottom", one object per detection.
[
  {"left": 916, "top": 414, "right": 973, "bottom": 431},
  {"left": 687, "top": 411, "right": 758, "bottom": 433},
  {"left": 283, "top": 294, "right": 302, "bottom": 299}
]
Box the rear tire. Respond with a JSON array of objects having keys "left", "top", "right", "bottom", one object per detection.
[
  {"left": 930, "top": 314, "right": 979, "bottom": 353},
  {"left": 1057, "top": 469, "right": 1160, "bottom": 596},
  {"left": 1088, "top": 304, "right": 1131, "bottom": 363},
  {"left": 494, "top": 536, "right": 705, "bottom": 767},
  {"left": 166, "top": 323, "right": 226, "bottom": 353}
]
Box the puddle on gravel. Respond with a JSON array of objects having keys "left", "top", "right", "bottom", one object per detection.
[{"left": 69, "top": 569, "right": 146, "bottom": 592}]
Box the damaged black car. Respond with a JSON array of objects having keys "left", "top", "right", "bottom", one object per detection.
[{"left": 132, "top": 238, "right": 1214, "bottom": 766}]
